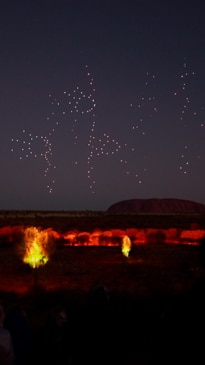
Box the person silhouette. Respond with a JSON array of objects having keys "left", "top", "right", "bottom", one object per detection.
[{"left": 0, "top": 304, "right": 15, "bottom": 365}]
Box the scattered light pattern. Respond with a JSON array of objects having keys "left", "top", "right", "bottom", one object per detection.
[
  {"left": 10, "top": 65, "right": 146, "bottom": 194},
  {"left": 129, "top": 60, "right": 205, "bottom": 176},
  {"left": 10, "top": 61, "right": 205, "bottom": 197},
  {"left": 173, "top": 62, "right": 205, "bottom": 175}
]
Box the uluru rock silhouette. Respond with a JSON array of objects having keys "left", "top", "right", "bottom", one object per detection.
[{"left": 107, "top": 198, "right": 205, "bottom": 214}]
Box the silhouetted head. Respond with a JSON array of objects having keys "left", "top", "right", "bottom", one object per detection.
[
  {"left": 88, "top": 282, "right": 110, "bottom": 308},
  {"left": 50, "top": 305, "right": 67, "bottom": 327}
]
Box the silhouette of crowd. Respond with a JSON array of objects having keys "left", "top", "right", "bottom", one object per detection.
[{"left": 1, "top": 237, "right": 205, "bottom": 365}]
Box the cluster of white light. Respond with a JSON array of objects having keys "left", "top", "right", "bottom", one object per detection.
[
  {"left": 10, "top": 61, "right": 205, "bottom": 194},
  {"left": 15, "top": 64, "right": 142, "bottom": 194},
  {"left": 130, "top": 71, "right": 158, "bottom": 135},
  {"left": 174, "top": 62, "right": 204, "bottom": 175}
]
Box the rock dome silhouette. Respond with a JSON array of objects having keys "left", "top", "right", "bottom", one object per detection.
[{"left": 107, "top": 198, "right": 205, "bottom": 214}]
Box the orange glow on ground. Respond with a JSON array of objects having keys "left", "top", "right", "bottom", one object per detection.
[
  {"left": 0, "top": 225, "right": 205, "bottom": 247},
  {"left": 0, "top": 224, "right": 204, "bottom": 296},
  {"left": 121, "top": 235, "right": 132, "bottom": 257},
  {"left": 16, "top": 226, "right": 56, "bottom": 268},
  {"left": 22, "top": 227, "right": 49, "bottom": 268}
]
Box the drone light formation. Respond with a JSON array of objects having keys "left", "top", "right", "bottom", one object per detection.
[{"left": 10, "top": 61, "right": 205, "bottom": 198}]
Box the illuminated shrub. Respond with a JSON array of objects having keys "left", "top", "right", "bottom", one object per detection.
[{"left": 146, "top": 230, "right": 166, "bottom": 244}]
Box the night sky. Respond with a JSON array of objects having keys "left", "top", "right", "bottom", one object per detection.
[{"left": 1, "top": 0, "right": 205, "bottom": 211}]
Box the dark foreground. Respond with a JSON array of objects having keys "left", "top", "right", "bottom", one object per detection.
[{"left": 0, "top": 243, "right": 205, "bottom": 364}]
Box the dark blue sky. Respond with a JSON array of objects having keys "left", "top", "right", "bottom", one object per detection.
[{"left": 1, "top": 0, "right": 205, "bottom": 211}]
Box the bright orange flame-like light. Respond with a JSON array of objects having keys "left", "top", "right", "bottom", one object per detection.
[
  {"left": 22, "top": 227, "right": 51, "bottom": 268},
  {"left": 121, "top": 235, "right": 132, "bottom": 257}
]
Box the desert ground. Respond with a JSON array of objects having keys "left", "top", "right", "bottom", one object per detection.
[{"left": 0, "top": 211, "right": 205, "bottom": 364}]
